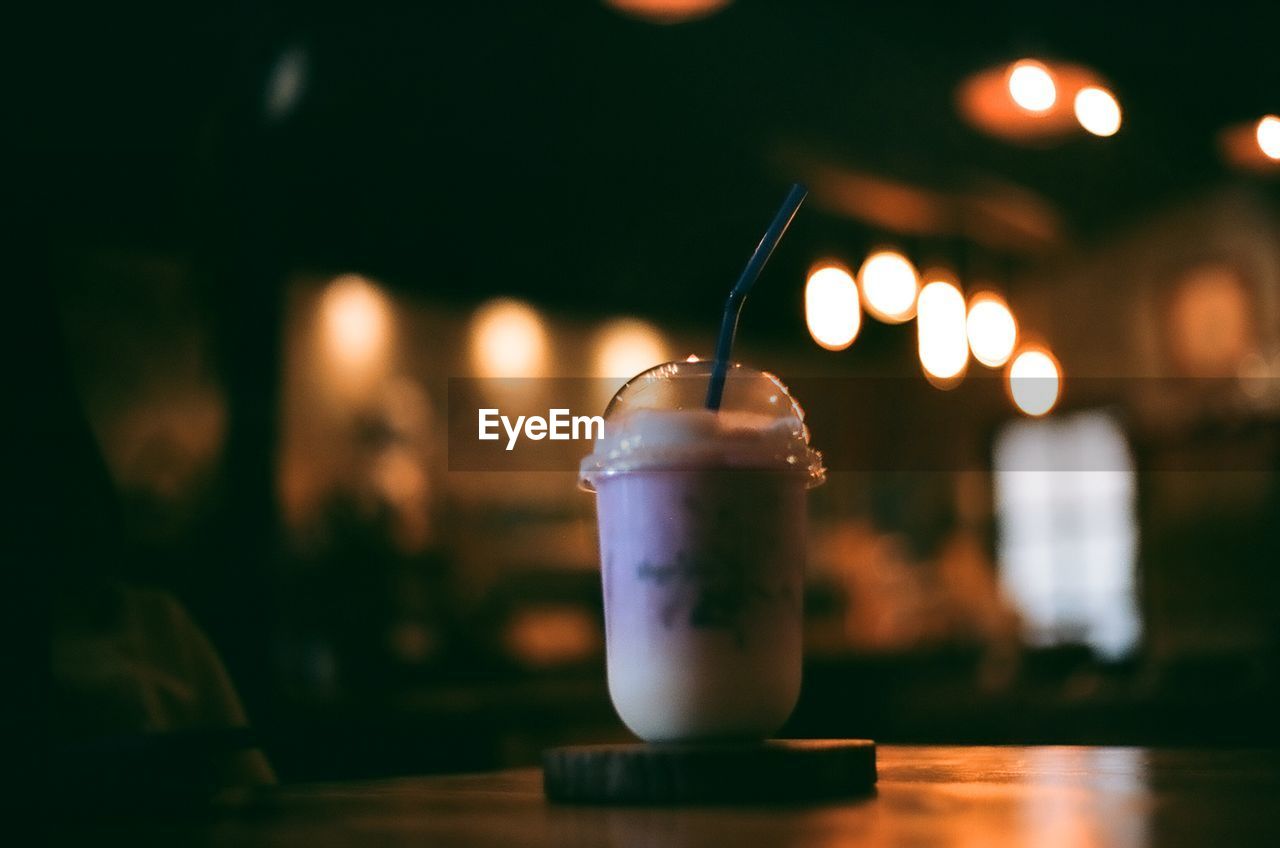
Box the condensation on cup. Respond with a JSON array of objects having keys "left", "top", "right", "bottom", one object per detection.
[{"left": 579, "top": 359, "right": 826, "bottom": 742}]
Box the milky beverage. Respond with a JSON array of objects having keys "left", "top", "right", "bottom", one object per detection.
[{"left": 580, "top": 367, "right": 824, "bottom": 742}]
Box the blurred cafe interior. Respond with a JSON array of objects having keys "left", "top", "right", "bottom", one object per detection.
[{"left": 40, "top": 0, "right": 1280, "bottom": 792}]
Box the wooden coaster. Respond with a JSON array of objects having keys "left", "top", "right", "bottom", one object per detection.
[{"left": 543, "top": 739, "right": 876, "bottom": 804}]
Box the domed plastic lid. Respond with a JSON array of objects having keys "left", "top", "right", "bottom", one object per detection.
[{"left": 579, "top": 359, "right": 825, "bottom": 491}]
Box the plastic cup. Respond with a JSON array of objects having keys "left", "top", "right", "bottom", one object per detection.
[{"left": 580, "top": 360, "right": 825, "bottom": 741}]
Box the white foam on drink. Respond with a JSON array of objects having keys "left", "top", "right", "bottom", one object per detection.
[{"left": 579, "top": 408, "right": 823, "bottom": 488}]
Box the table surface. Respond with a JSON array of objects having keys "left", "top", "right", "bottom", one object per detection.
[{"left": 63, "top": 745, "right": 1280, "bottom": 847}]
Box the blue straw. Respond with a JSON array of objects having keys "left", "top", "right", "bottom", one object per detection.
[{"left": 704, "top": 183, "right": 808, "bottom": 410}]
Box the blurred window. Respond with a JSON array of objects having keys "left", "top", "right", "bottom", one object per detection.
[{"left": 993, "top": 411, "right": 1140, "bottom": 658}]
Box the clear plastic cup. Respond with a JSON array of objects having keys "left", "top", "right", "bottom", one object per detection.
[{"left": 579, "top": 359, "right": 825, "bottom": 742}]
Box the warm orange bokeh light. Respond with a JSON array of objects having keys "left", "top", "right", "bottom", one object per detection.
[
  {"left": 1167, "top": 264, "right": 1253, "bottom": 376},
  {"left": 1008, "top": 60, "right": 1057, "bottom": 113},
  {"left": 320, "top": 274, "right": 393, "bottom": 377},
  {"left": 805, "top": 264, "right": 861, "bottom": 350},
  {"left": 1007, "top": 347, "right": 1061, "bottom": 416},
  {"left": 469, "top": 298, "right": 548, "bottom": 379},
  {"left": 916, "top": 278, "right": 969, "bottom": 386},
  {"left": 966, "top": 292, "right": 1018, "bottom": 368},
  {"left": 1074, "top": 86, "right": 1122, "bottom": 137},
  {"left": 593, "top": 318, "right": 667, "bottom": 379},
  {"left": 957, "top": 61, "right": 1105, "bottom": 142},
  {"left": 604, "top": 0, "right": 732, "bottom": 24},
  {"left": 859, "top": 250, "right": 919, "bottom": 323},
  {"left": 1258, "top": 115, "right": 1280, "bottom": 160},
  {"left": 1218, "top": 116, "right": 1280, "bottom": 173}
]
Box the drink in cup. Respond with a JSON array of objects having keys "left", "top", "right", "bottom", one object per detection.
[{"left": 579, "top": 359, "right": 825, "bottom": 741}]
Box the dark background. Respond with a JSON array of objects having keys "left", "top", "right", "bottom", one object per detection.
[{"left": 36, "top": 0, "right": 1280, "bottom": 785}]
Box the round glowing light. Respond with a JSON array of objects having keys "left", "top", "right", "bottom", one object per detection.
[
  {"left": 605, "top": 0, "right": 731, "bottom": 24},
  {"left": 1257, "top": 115, "right": 1280, "bottom": 160},
  {"left": 916, "top": 280, "right": 969, "bottom": 385},
  {"left": 685, "top": 354, "right": 700, "bottom": 363},
  {"left": 966, "top": 293, "right": 1018, "bottom": 368},
  {"left": 320, "top": 274, "right": 393, "bottom": 372},
  {"left": 805, "top": 264, "right": 861, "bottom": 350},
  {"left": 1074, "top": 86, "right": 1122, "bottom": 137},
  {"left": 858, "top": 251, "right": 919, "bottom": 323},
  {"left": 1008, "top": 60, "right": 1057, "bottom": 113},
  {"left": 1007, "top": 348, "right": 1061, "bottom": 416},
  {"left": 469, "top": 298, "right": 548, "bottom": 378},
  {"left": 594, "top": 318, "right": 667, "bottom": 378}
]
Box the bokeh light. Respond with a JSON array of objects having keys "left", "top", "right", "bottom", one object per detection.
[
  {"left": 1008, "top": 60, "right": 1056, "bottom": 113},
  {"left": 594, "top": 318, "right": 668, "bottom": 378},
  {"left": 916, "top": 278, "right": 969, "bottom": 386},
  {"left": 1258, "top": 115, "right": 1280, "bottom": 160},
  {"left": 604, "top": 0, "right": 732, "bottom": 25},
  {"left": 1074, "top": 86, "right": 1122, "bottom": 137},
  {"left": 859, "top": 250, "right": 919, "bottom": 323},
  {"left": 966, "top": 292, "right": 1018, "bottom": 368},
  {"left": 1007, "top": 347, "right": 1061, "bottom": 416},
  {"left": 1167, "top": 264, "right": 1252, "bottom": 376},
  {"left": 958, "top": 60, "right": 1101, "bottom": 142},
  {"left": 264, "top": 46, "right": 307, "bottom": 119},
  {"left": 470, "top": 298, "right": 548, "bottom": 379},
  {"left": 320, "top": 274, "right": 393, "bottom": 374},
  {"left": 1217, "top": 116, "right": 1280, "bottom": 173},
  {"left": 805, "top": 264, "right": 861, "bottom": 350}
]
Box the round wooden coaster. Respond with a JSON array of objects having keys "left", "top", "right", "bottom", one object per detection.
[{"left": 543, "top": 739, "right": 876, "bottom": 804}]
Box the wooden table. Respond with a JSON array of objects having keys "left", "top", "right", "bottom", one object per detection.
[{"left": 60, "top": 746, "right": 1280, "bottom": 846}]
